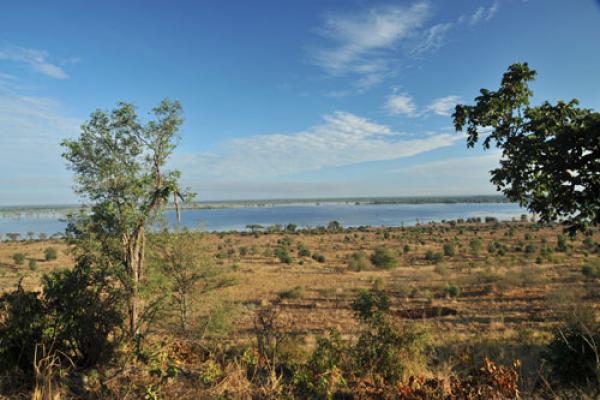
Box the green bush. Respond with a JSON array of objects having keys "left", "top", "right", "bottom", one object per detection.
[
  {"left": 370, "top": 246, "right": 398, "bottom": 269},
  {"left": 351, "top": 289, "right": 429, "bottom": 383},
  {"left": 547, "top": 318, "right": 600, "bottom": 388},
  {"left": 12, "top": 253, "right": 25, "bottom": 265},
  {"left": 312, "top": 253, "right": 325, "bottom": 263},
  {"left": 275, "top": 246, "right": 293, "bottom": 264},
  {"left": 44, "top": 247, "right": 58, "bottom": 261},
  {"left": 347, "top": 250, "right": 370, "bottom": 271},
  {"left": 582, "top": 262, "right": 600, "bottom": 279},
  {"left": 445, "top": 284, "right": 461, "bottom": 298},
  {"left": 556, "top": 234, "right": 568, "bottom": 252},
  {"left": 469, "top": 238, "right": 483, "bottom": 256},
  {"left": 278, "top": 286, "right": 305, "bottom": 300},
  {"left": 0, "top": 263, "right": 122, "bottom": 376},
  {"left": 28, "top": 259, "right": 37, "bottom": 271},
  {"left": 443, "top": 243, "right": 456, "bottom": 257},
  {"left": 525, "top": 243, "right": 537, "bottom": 254},
  {"left": 297, "top": 243, "right": 311, "bottom": 257},
  {"left": 425, "top": 250, "right": 444, "bottom": 264}
]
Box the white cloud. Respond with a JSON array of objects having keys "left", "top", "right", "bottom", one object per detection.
[
  {"left": 385, "top": 94, "right": 418, "bottom": 116},
  {"left": 411, "top": 22, "right": 453, "bottom": 56},
  {"left": 0, "top": 46, "right": 69, "bottom": 79},
  {"left": 309, "top": 2, "right": 431, "bottom": 88},
  {"left": 176, "top": 111, "right": 460, "bottom": 179},
  {"left": 309, "top": 1, "right": 501, "bottom": 92},
  {"left": 425, "top": 95, "right": 462, "bottom": 116},
  {"left": 460, "top": 1, "right": 499, "bottom": 26},
  {"left": 0, "top": 92, "right": 80, "bottom": 204}
]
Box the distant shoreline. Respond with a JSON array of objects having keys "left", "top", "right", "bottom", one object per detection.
[{"left": 0, "top": 195, "right": 512, "bottom": 217}]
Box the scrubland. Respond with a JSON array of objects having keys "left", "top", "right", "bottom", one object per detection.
[{"left": 2, "top": 219, "right": 600, "bottom": 398}]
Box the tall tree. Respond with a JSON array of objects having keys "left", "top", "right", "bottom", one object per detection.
[
  {"left": 454, "top": 62, "right": 600, "bottom": 233},
  {"left": 62, "top": 99, "right": 192, "bottom": 336}
]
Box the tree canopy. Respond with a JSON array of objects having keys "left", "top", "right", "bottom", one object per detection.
[
  {"left": 62, "top": 99, "right": 192, "bottom": 336},
  {"left": 454, "top": 62, "right": 600, "bottom": 233}
]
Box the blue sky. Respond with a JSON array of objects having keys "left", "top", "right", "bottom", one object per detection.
[{"left": 1, "top": 0, "right": 599, "bottom": 205}]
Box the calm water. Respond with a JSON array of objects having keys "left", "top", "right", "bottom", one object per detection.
[{"left": 0, "top": 202, "right": 524, "bottom": 236}]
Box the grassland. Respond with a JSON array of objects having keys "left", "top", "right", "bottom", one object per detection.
[{"left": 1, "top": 220, "right": 599, "bottom": 396}]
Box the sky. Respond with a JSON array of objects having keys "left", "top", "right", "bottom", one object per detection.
[{"left": 1, "top": 0, "right": 599, "bottom": 205}]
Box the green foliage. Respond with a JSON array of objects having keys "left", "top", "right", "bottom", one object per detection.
[
  {"left": 582, "top": 260, "right": 600, "bottom": 279},
  {"left": 351, "top": 289, "right": 429, "bottom": 383},
  {"left": 292, "top": 330, "right": 347, "bottom": 399},
  {"left": 28, "top": 258, "right": 37, "bottom": 271},
  {"left": 44, "top": 246, "right": 58, "bottom": 261},
  {"left": 275, "top": 246, "right": 293, "bottom": 264},
  {"left": 370, "top": 246, "right": 398, "bottom": 269},
  {"left": 443, "top": 243, "right": 456, "bottom": 257},
  {"left": 347, "top": 250, "right": 370, "bottom": 271},
  {"left": 454, "top": 62, "right": 600, "bottom": 233},
  {"left": 149, "top": 229, "right": 233, "bottom": 333},
  {"left": 297, "top": 243, "right": 311, "bottom": 258},
  {"left": 0, "top": 262, "right": 122, "bottom": 376},
  {"left": 12, "top": 253, "right": 25, "bottom": 265},
  {"left": 547, "top": 317, "right": 600, "bottom": 388},
  {"left": 525, "top": 243, "right": 537, "bottom": 254},
  {"left": 425, "top": 250, "right": 444, "bottom": 264},
  {"left": 403, "top": 244, "right": 411, "bottom": 254},
  {"left": 312, "top": 253, "right": 325, "bottom": 263},
  {"left": 556, "top": 234, "right": 568, "bottom": 252},
  {"left": 445, "top": 283, "right": 461, "bottom": 298},
  {"left": 0, "top": 284, "right": 45, "bottom": 373},
  {"left": 62, "top": 99, "right": 192, "bottom": 337},
  {"left": 469, "top": 238, "right": 483, "bottom": 256}
]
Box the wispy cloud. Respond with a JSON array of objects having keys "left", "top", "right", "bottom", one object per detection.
[
  {"left": 0, "top": 92, "right": 81, "bottom": 204},
  {"left": 385, "top": 93, "right": 418, "bottom": 116},
  {"left": 0, "top": 45, "right": 69, "bottom": 79},
  {"left": 384, "top": 93, "right": 462, "bottom": 117},
  {"left": 459, "top": 1, "right": 499, "bottom": 26},
  {"left": 309, "top": 2, "right": 430, "bottom": 88},
  {"left": 425, "top": 95, "right": 462, "bottom": 116},
  {"left": 176, "top": 111, "right": 460, "bottom": 179},
  {"left": 309, "top": 1, "right": 501, "bottom": 91}
]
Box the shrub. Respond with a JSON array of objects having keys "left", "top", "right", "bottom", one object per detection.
[
  {"left": 425, "top": 250, "right": 444, "bottom": 264},
  {"left": 312, "top": 253, "right": 325, "bottom": 263},
  {"left": 275, "top": 246, "right": 293, "bottom": 264},
  {"left": 347, "top": 251, "right": 370, "bottom": 271},
  {"left": 12, "top": 253, "right": 25, "bottom": 265},
  {"left": 278, "top": 286, "right": 305, "bottom": 300},
  {"left": 445, "top": 283, "right": 461, "bottom": 298},
  {"left": 582, "top": 261, "right": 600, "bottom": 279},
  {"left": 546, "top": 318, "right": 600, "bottom": 388},
  {"left": 443, "top": 243, "right": 456, "bottom": 257},
  {"left": 469, "top": 238, "right": 483, "bottom": 256},
  {"left": 351, "top": 289, "right": 429, "bottom": 383},
  {"left": 525, "top": 243, "right": 537, "bottom": 254},
  {"left": 556, "top": 234, "right": 568, "bottom": 252},
  {"left": 0, "top": 263, "right": 122, "bottom": 376},
  {"left": 44, "top": 247, "right": 58, "bottom": 261},
  {"left": 28, "top": 259, "right": 37, "bottom": 271},
  {"left": 403, "top": 244, "right": 410, "bottom": 254},
  {"left": 370, "top": 247, "right": 398, "bottom": 269},
  {"left": 297, "top": 243, "right": 311, "bottom": 257}
]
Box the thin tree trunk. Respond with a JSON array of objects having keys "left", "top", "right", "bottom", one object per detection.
[{"left": 126, "top": 225, "right": 145, "bottom": 337}]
